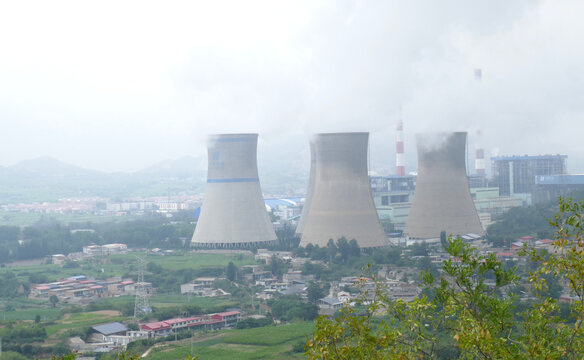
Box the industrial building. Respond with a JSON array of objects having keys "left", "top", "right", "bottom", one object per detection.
[
  {"left": 191, "top": 134, "right": 277, "bottom": 248},
  {"left": 299, "top": 132, "right": 388, "bottom": 248},
  {"left": 404, "top": 132, "right": 484, "bottom": 239},
  {"left": 492, "top": 155, "right": 567, "bottom": 197},
  {"left": 533, "top": 174, "right": 584, "bottom": 204}
]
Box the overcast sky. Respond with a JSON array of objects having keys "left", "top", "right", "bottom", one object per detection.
[{"left": 0, "top": 0, "right": 582, "bottom": 174}]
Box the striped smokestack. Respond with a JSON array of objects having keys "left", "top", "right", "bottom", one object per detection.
[
  {"left": 475, "top": 130, "right": 485, "bottom": 175},
  {"left": 396, "top": 120, "right": 405, "bottom": 176}
]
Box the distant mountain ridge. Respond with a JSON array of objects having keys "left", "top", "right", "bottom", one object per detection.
[
  {"left": 0, "top": 156, "right": 207, "bottom": 204},
  {"left": 0, "top": 155, "right": 306, "bottom": 204},
  {"left": 9, "top": 156, "right": 103, "bottom": 177}
]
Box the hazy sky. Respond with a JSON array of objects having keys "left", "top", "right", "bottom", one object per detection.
[{"left": 1, "top": 0, "right": 583, "bottom": 174}]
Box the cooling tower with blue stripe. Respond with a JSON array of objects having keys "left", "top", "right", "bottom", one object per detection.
[{"left": 191, "top": 134, "right": 277, "bottom": 248}]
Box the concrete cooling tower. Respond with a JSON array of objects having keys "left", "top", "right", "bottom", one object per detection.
[
  {"left": 295, "top": 140, "right": 316, "bottom": 236},
  {"left": 191, "top": 134, "right": 277, "bottom": 248},
  {"left": 404, "top": 132, "right": 484, "bottom": 239},
  {"left": 299, "top": 133, "right": 388, "bottom": 248}
]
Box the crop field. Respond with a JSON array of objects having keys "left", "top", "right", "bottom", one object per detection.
[
  {"left": 145, "top": 322, "right": 314, "bottom": 360},
  {"left": 121, "top": 252, "right": 258, "bottom": 270},
  {"left": 45, "top": 311, "right": 127, "bottom": 336},
  {"left": 0, "top": 307, "right": 61, "bottom": 322},
  {"left": 148, "top": 293, "right": 237, "bottom": 310}
]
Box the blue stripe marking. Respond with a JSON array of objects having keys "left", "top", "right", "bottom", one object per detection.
[
  {"left": 207, "top": 178, "right": 259, "bottom": 183},
  {"left": 210, "top": 137, "right": 254, "bottom": 143}
]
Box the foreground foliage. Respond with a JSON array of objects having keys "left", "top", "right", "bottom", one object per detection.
[{"left": 307, "top": 197, "right": 584, "bottom": 359}]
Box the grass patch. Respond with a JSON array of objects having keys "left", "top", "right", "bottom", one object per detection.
[
  {"left": 145, "top": 322, "right": 314, "bottom": 360},
  {"left": 0, "top": 211, "right": 144, "bottom": 227},
  {"left": 149, "top": 294, "right": 237, "bottom": 310},
  {"left": 0, "top": 308, "right": 61, "bottom": 322},
  {"left": 224, "top": 322, "right": 314, "bottom": 346},
  {"left": 45, "top": 313, "right": 128, "bottom": 336}
]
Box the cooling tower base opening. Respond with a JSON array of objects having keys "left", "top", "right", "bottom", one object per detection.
[{"left": 191, "top": 240, "right": 277, "bottom": 249}]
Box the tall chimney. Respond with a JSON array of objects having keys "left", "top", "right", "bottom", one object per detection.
[
  {"left": 396, "top": 120, "right": 406, "bottom": 176},
  {"left": 475, "top": 130, "right": 486, "bottom": 175}
]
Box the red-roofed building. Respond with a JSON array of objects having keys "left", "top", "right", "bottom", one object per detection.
[
  {"left": 139, "top": 311, "right": 243, "bottom": 337},
  {"left": 32, "top": 286, "right": 51, "bottom": 296},
  {"left": 140, "top": 321, "right": 172, "bottom": 337},
  {"left": 164, "top": 316, "right": 206, "bottom": 330},
  {"left": 210, "top": 311, "right": 242, "bottom": 327}
]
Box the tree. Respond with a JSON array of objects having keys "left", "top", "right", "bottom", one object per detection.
[
  {"left": 49, "top": 295, "right": 59, "bottom": 308},
  {"left": 410, "top": 241, "right": 429, "bottom": 256},
  {"left": 306, "top": 197, "right": 584, "bottom": 359},
  {"left": 307, "top": 281, "right": 326, "bottom": 303},
  {"left": 327, "top": 239, "right": 337, "bottom": 265},
  {"left": 417, "top": 256, "right": 439, "bottom": 278},
  {"left": 348, "top": 239, "right": 360, "bottom": 258},
  {"left": 226, "top": 261, "right": 237, "bottom": 282},
  {"left": 440, "top": 230, "right": 447, "bottom": 249},
  {"left": 269, "top": 255, "right": 285, "bottom": 277},
  {"left": 336, "top": 237, "right": 351, "bottom": 263}
]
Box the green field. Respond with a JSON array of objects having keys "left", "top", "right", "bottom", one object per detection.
[
  {"left": 148, "top": 294, "right": 238, "bottom": 310},
  {"left": 45, "top": 311, "right": 128, "bottom": 336},
  {"left": 0, "top": 298, "right": 61, "bottom": 321},
  {"left": 145, "top": 322, "right": 314, "bottom": 360},
  {"left": 0, "top": 211, "right": 144, "bottom": 227},
  {"left": 0, "top": 307, "right": 61, "bottom": 322},
  {"left": 134, "top": 252, "right": 257, "bottom": 270},
  {"left": 5, "top": 251, "right": 258, "bottom": 284}
]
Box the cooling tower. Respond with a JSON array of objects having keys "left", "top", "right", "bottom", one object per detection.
[
  {"left": 295, "top": 140, "right": 316, "bottom": 236},
  {"left": 404, "top": 132, "right": 484, "bottom": 239},
  {"left": 191, "top": 134, "right": 276, "bottom": 248},
  {"left": 299, "top": 133, "right": 388, "bottom": 248}
]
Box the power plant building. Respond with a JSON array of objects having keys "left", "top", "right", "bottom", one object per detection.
[
  {"left": 298, "top": 133, "right": 388, "bottom": 248},
  {"left": 191, "top": 134, "right": 276, "bottom": 248},
  {"left": 533, "top": 174, "right": 584, "bottom": 204},
  {"left": 404, "top": 132, "right": 484, "bottom": 239},
  {"left": 492, "top": 155, "right": 567, "bottom": 196}
]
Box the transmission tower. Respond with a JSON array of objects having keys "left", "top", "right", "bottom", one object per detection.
[{"left": 134, "top": 256, "right": 151, "bottom": 320}]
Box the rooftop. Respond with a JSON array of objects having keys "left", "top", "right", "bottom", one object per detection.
[{"left": 92, "top": 322, "right": 128, "bottom": 335}]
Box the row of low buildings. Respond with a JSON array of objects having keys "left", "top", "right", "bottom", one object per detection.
[
  {"left": 140, "top": 311, "right": 243, "bottom": 337},
  {"left": 1, "top": 196, "right": 202, "bottom": 216},
  {"left": 31, "top": 275, "right": 152, "bottom": 302},
  {"left": 71, "top": 310, "right": 243, "bottom": 353},
  {"left": 50, "top": 243, "right": 130, "bottom": 265}
]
